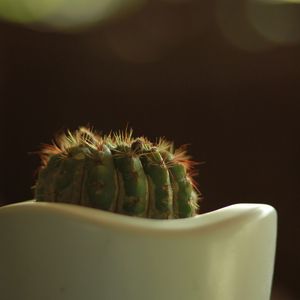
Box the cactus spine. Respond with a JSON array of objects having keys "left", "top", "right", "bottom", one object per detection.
[{"left": 35, "top": 127, "right": 200, "bottom": 219}]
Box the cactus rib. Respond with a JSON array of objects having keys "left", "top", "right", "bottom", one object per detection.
[{"left": 35, "top": 127, "right": 200, "bottom": 219}]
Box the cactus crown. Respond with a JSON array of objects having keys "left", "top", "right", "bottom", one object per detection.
[{"left": 35, "top": 127, "right": 200, "bottom": 219}]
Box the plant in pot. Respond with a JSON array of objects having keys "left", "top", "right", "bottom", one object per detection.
[{"left": 0, "top": 127, "right": 277, "bottom": 300}]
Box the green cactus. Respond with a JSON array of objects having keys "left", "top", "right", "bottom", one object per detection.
[{"left": 35, "top": 127, "right": 200, "bottom": 219}]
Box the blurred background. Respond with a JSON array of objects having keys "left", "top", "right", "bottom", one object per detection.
[{"left": 0, "top": 0, "right": 299, "bottom": 298}]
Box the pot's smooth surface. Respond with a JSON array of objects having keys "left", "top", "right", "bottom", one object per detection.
[{"left": 0, "top": 201, "right": 277, "bottom": 300}]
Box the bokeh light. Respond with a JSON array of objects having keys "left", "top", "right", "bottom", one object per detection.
[
  {"left": 0, "top": 0, "right": 145, "bottom": 30},
  {"left": 246, "top": 0, "right": 300, "bottom": 45},
  {"left": 104, "top": 10, "right": 186, "bottom": 63},
  {"left": 104, "top": 1, "right": 209, "bottom": 63},
  {"left": 0, "top": 0, "right": 62, "bottom": 23},
  {"left": 255, "top": 0, "right": 300, "bottom": 3},
  {"left": 216, "top": 0, "right": 300, "bottom": 51},
  {"left": 216, "top": 0, "right": 273, "bottom": 52}
]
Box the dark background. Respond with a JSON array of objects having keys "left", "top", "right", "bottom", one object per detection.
[{"left": 0, "top": 1, "right": 299, "bottom": 299}]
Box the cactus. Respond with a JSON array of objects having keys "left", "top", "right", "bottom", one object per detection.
[{"left": 35, "top": 127, "right": 200, "bottom": 219}]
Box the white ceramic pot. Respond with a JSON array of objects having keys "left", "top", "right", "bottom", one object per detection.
[{"left": 0, "top": 201, "right": 277, "bottom": 300}]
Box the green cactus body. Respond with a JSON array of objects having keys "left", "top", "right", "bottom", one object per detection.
[
  {"left": 35, "top": 154, "right": 63, "bottom": 202},
  {"left": 139, "top": 148, "right": 173, "bottom": 219},
  {"left": 85, "top": 145, "right": 118, "bottom": 211},
  {"left": 161, "top": 150, "right": 198, "bottom": 218},
  {"left": 35, "top": 127, "right": 200, "bottom": 219},
  {"left": 168, "top": 161, "right": 197, "bottom": 218},
  {"left": 112, "top": 147, "right": 149, "bottom": 217}
]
